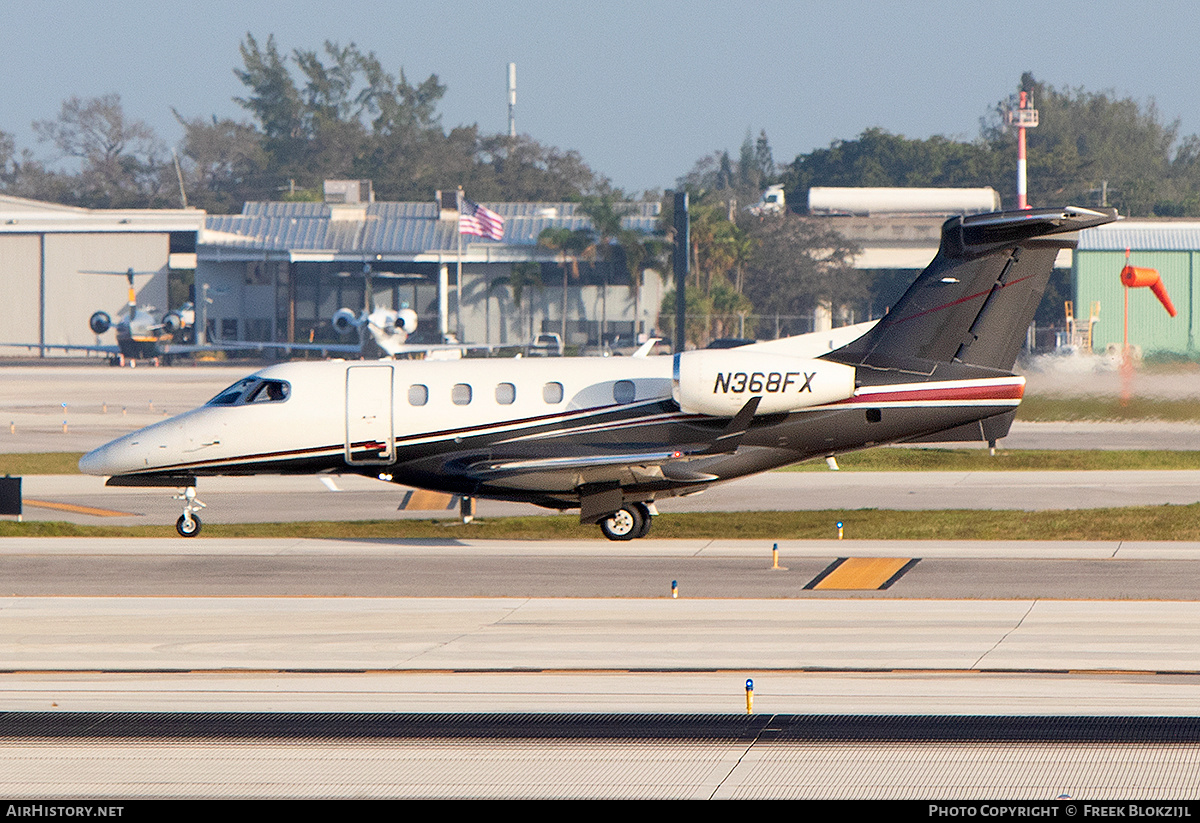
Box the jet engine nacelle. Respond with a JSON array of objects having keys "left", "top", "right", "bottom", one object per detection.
[
  {"left": 672, "top": 350, "right": 857, "bottom": 416},
  {"left": 332, "top": 308, "right": 361, "bottom": 336},
  {"left": 89, "top": 311, "right": 112, "bottom": 335},
  {"left": 397, "top": 308, "right": 418, "bottom": 335}
]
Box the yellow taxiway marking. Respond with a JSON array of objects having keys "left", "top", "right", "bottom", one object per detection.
[
  {"left": 808, "top": 557, "right": 917, "bottom": 590},
  {"left": 22, "top": 499, "right": 137, "bottom": 518},
  {"left": 398, "top": 490, "right": 458, "bottom": 511}
]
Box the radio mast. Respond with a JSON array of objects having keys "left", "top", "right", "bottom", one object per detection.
[{"left": 1006, "top": 91, "right": 1039, "bottom": 209}]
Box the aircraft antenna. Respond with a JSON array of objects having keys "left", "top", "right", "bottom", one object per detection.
[{"left": 507, "top": 63, "right": 517, "bottom": 138}]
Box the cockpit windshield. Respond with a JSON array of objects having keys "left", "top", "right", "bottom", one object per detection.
[{"left": 206, "top": 377, "right": 291, "bottom": 406}]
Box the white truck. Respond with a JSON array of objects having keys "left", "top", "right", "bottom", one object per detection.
[{"left": 748, "top": 184, "right": 786, "bottom": 216}]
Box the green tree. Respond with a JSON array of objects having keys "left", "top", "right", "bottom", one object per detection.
[
  {"left": 174, "top": 113, "right": 270, "bottom": 212},
  {"left": 491, "top": 261, "right": 543, "bottom": 340},
  {"left": 984, "top": 73, "right": 1191, "bottom": 215},
  {"left": 577, "top": 194, "right": 635, "bottom": 341},
  {"left": 741, "top": 214, "right": 863, "bottom": 335},
  {"left": 781, "top": 127, "right": 1003, "bottom": 209},
  {"left": 617, "top": 229, "right": 669, "bottom": 341},
  {"left": 32, "top": 93, "right": 172, "bottom": 208},
  {"left": 538, "top": 226, "right": 593, "bottom": 342}
]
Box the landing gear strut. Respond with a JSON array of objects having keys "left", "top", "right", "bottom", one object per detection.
[
  {"left": 599, "top": 502, "right": 653, "bottom": 541},
  {"left": 174, "top": 486, "right": 206, "bottom": 537}
]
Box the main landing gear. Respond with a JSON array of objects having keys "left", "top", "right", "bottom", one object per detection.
[
  {"left": 599, "top": 502, "right": 654, "bottom": 541},
  {"left": 174, "top": 486, "right": 206, "bottom": 537}
]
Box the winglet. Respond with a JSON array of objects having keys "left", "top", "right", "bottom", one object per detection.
[{"left": 632, "top": 338, "right": 661, "bottom": 358}]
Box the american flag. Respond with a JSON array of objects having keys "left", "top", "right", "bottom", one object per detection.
[{"left": 458, "top": 196, "right": 505, "bottom": 241}]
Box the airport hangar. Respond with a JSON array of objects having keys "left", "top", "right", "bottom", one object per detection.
[
  {"left": 1072, "top": 219, "right": 1200, "bottom": 356},
  {"left": 0, "top": 184, "right": 993, "bottom": 356},
  {"left": 0, "top": 194, "right": 200, "bottom": 357}
]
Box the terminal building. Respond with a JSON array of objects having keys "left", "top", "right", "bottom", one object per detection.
[{"left": 198, "top": 187, "right": 664, "bottom": 351}]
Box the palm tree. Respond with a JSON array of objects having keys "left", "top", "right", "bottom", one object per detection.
[
  {"left": 489, "top": 261, "right": 542, "bottom": 343},
  {"left": 538, "top": 226, "right": 591, "bottom": 345},
  {"left": 619, "top": 230, "right": 669, "bottom": 343},
  {"left": 578, "top": 195, "right": 633, "bottom": 345}
]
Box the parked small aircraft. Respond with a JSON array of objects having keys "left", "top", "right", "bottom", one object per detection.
[
  {"left": 80, "top": 206, "right": 1118, "bottom": 538},
  {"left": 5, "top": 266, "right": 456, "bottom": 364},
  {"left": 84, "top": 269, "right": 198, "bottom": 362}
]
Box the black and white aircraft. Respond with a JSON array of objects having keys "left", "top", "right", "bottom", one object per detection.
[{"left": 79, "top": 206, "right": 1118, "bottom": 538}]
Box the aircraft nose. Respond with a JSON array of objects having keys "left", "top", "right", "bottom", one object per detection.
[{"left": 79, "top": 441, "right": 124, "bottom": 476}]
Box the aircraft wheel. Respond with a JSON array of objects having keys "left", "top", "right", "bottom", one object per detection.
[
  {"left": 632, "top": 503, "right": 653, "bottom": 538},
  {"left": 600, "top": 505, "right": 643, "bottom": 541},
  {"left": 176, "top": 514, "right": 202, "bottom": 537}
]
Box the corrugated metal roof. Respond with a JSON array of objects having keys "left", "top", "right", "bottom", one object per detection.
[
  {"left": 242, "top": 201, "right": 331, "bottom": 219},
  {"left": 203, "top": 200, "right": 661, "bottom": 256},
  {"left": 1078, "top": 221, "right": 1200, "bottom": 251},
  {"left": 368, "top": 202, "right": 439, "bottom": 219}
]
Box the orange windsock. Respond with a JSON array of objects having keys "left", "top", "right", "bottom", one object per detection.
[{"left": 1120, "top": 265, "right": 1177, "bottom": 317}]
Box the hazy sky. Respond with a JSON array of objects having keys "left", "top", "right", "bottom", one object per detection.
[{"left": 3, "top": 0, "right": 1199, "bottom": 195}]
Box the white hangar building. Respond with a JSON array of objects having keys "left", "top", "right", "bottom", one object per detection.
[{"left": 0, "top": 195, "right": 201, "bottom": 357}]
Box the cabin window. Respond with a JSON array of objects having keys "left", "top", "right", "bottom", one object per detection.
[
  {"left": 543, "top": 382, "right": 564, "bottom": 404},
  {"left": 495, "top": 382, "right": 516, "bottom": 405},
  {"left": 452, "top": 383, "right": 473, "bottom": 405},
  {"left": 613, "top": 380, "right": 635, "bottom": 404},
  {"left": 408, "top": 384, "right": 428, "bottom": 406}
]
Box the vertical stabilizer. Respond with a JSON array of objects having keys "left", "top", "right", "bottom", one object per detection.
[{"left": 826, "top": 207, "right": 1118, "bottom": 372}]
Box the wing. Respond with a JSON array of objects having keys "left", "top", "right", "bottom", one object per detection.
[{"left": 0, "top": 342, "right": 119, "bottom": 355}]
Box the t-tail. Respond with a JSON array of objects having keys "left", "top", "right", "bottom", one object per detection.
[{"left": 825, "top": 206, "right": 1118, "bottom": 374}]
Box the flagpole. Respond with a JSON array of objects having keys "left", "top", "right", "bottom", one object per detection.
[{"left": 451, "top": 187, "right": 458, "bottom": 340}]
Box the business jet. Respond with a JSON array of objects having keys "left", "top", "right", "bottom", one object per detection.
[{"left": 79, "top": 206, "right": 1118, "bottom": 538}]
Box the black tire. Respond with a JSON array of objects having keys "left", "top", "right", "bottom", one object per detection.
[
  {"left": 632, "top": 502, "right": 652, "bottom": 538},
  {"left": 599, "top": 506, "right": 643, "bottom": 541},
  {"left": 176, "top": 514, "right": 201, "bottom": 537}
]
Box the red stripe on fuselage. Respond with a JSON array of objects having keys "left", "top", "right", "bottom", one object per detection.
[{"left": 844, "top": 381, "right": 1024, "bottom": 405}]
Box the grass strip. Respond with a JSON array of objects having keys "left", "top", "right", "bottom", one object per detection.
[
  {"left": 781, "top": 448, "right": 1200, "bottom": 471},
  {"left": 0, "top": 453, "right": 87, "bottom": 474},
  {"left": 1017, "top": 395, "right": 1200, "bottom": 422},
  {"left": 2, "top": 504, "right": 1198, "bottom": 541}
]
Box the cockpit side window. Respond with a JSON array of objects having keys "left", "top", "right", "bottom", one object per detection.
[
  {"left": 207, "top": 378, "right": 257, "bottom": 406},
  {"left": 246, "top": 380, "right": 290, "bottom": 403},
  {"left": 206, "top": 378, "right": 290, "bottom": 407}
]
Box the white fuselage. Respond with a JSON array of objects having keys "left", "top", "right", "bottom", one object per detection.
[
  {"left": 79, "top": 324, "right": 884, "bottom": 481},
  {"left": 79, "top": 356, "right": 680, "bottom": 478}
]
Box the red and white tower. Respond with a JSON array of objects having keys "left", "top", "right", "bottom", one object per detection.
[{"left": 1007, "top": 91, "right": 1039, "bottom": 210}]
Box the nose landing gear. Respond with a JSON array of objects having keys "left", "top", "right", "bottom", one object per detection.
[{"left": 173, "top": 486, "right": 206, "bottom": 537}]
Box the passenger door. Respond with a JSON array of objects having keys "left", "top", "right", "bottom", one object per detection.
[{"left": 345, "top": 365, "right": 395, "bottom": 465}]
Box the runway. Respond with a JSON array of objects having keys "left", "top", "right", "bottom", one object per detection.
[
  {"left": 3, "top": 537, "right": 1200, "bottom": 797},
  {"left": 1, "top": 713, "right": 1197, "bottom": 800}
]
